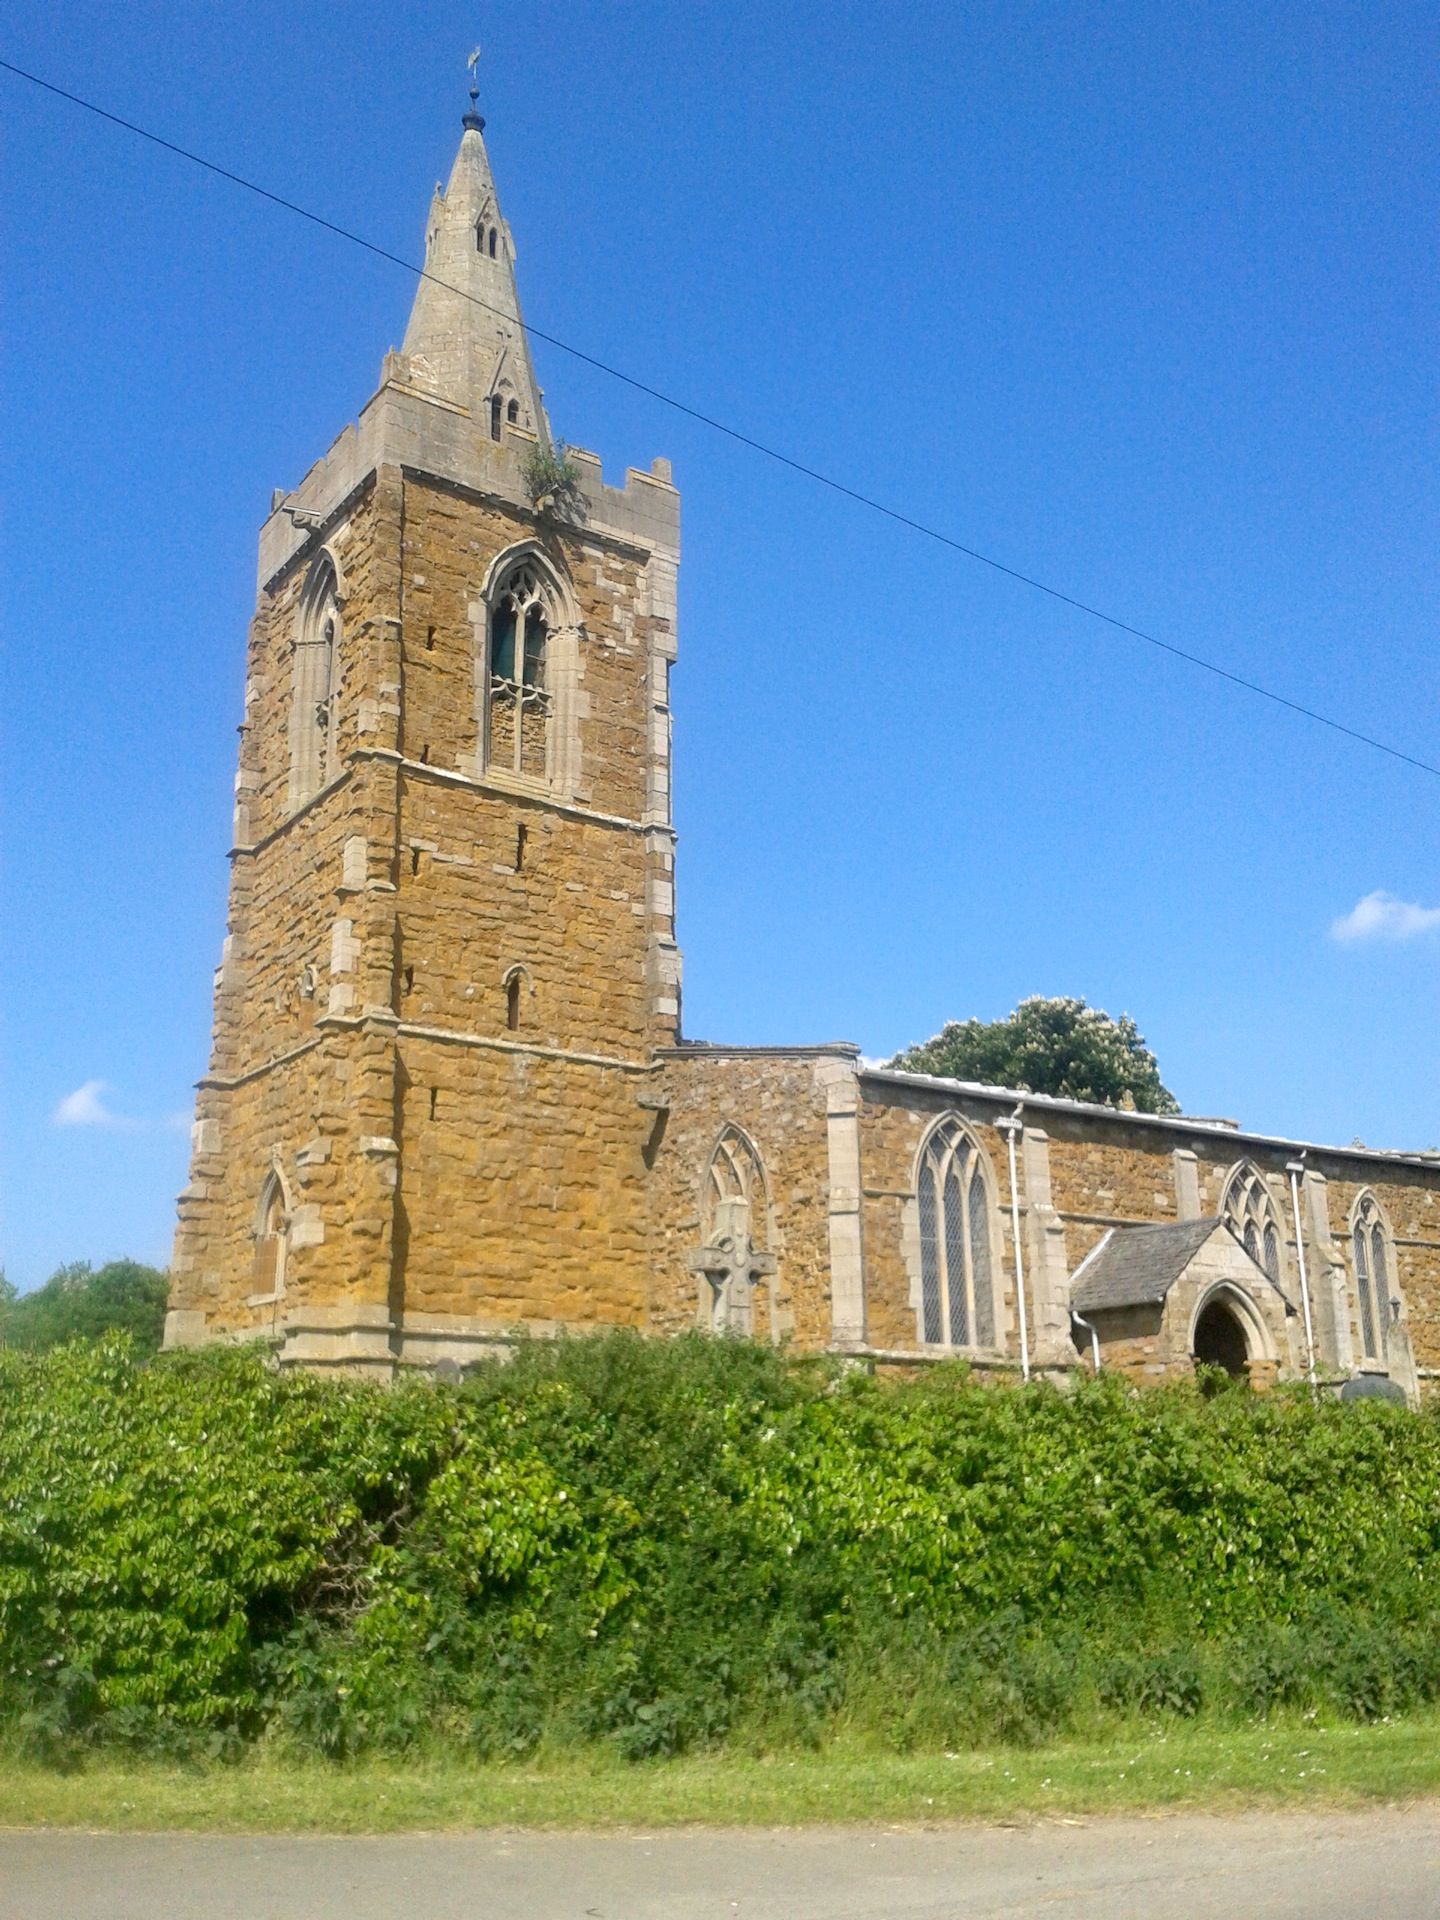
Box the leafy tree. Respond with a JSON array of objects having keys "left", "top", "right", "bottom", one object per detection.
[
  {"left": 889, "top": 995, "right": 1180, "bottom": 1115},
  {"left": 0, "top": 1259, "right": 169, "bottom": 1355}
]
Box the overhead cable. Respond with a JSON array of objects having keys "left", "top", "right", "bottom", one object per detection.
[{"left": 3, "top": 55, "right": 1435, "bottom": 782}]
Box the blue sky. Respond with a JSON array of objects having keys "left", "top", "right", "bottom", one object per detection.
[{"left": 2, "top": 1, "right": 1436, "bottom": 1289}]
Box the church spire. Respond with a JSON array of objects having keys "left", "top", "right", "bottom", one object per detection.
[{"left": 398, "top": 55, "right": 549, "bottom": 444}]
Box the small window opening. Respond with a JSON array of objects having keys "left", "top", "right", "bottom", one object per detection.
[
  {"left": 402, "top": 965, "right": 414, "bottom": 996},
  {"left": 506, "top": 398, "right": 519, "bottom": 424},
  {"left": 428, "top": 1087, "right": 438, "bottom": 1120},
  {"left": 425, "top": 625, "right": 436, "bottom": 652},
  {"left": 489, "top": 227, "right": 498, "bottom": 257},
  {"left": 489, "top": 394, "right": 503, "bottom": 441},
  {"left": 410, "top": 847, "right": 422, "bottom": 876},
  {"left": 515, "top": 823, "right": 528, "bottom": 872},
  {"left": 419, "top": 744, "right": 431, "bottom": 764},
  {"left": 506, "top": 972, "right": 522, "bottom": 1031}
]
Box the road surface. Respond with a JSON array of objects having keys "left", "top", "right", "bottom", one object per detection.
[{"left": 2, "top": 1805, "right": 1437, "bottom": 1917}]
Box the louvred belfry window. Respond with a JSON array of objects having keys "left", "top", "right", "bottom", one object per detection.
[
  {"left": 917, "top": 1117, "right": 996, "bottom": 1349},
  {"left": 486, "top": 562, "right": 552, "bottom": 778}
]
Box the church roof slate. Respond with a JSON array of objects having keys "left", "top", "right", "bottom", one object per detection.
[{"left": 1069, "top": 1218, "right": 1224, "bottom": 1312}]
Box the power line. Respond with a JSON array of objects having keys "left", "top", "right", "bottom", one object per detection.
[{"left": 4, "top": 54, "right": 1436, "bottom": 783}]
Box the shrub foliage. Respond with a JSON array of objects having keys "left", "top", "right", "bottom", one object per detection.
[{"left": 2, "top": 1334, "right": 1437, "bottom": 1760}]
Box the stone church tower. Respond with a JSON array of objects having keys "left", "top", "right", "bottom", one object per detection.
[
  {"left": 170, "top": 82, "right": 1440, "bottom": 1401},
  {"left": 168, "top": 83, "right": 683, "bottom": 1368}
]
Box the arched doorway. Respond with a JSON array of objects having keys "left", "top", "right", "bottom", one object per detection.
[{"left": 1193, "top": 1296, "right": 1250, "bottom": 1379}]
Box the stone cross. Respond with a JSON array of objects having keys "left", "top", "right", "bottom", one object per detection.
[{"left": 686, "top": 1197, "right": 776, "bottom": 1334}]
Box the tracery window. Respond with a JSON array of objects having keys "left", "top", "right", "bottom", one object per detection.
[
  {"left": 916, "top": 1116, "right": 996, "bottom": 1349},
  {"left": 289, "top": 554, "right": 340, "bottom": 807},
  {"left": 697, "top": 1126, "right": 771, "bottom": 1336},
  {"left": 705, "top": 1126, "right": 767, "bottom": 1235},
  {"left": 1351, "top": 1192, "right": 1394, "bottom": 1363},
  {"left": 1220, "top": 1164, "right": 1284, "bottom": 1288},
  {"left": 485, "top": 559, "right": 553, "bottom": 779}
]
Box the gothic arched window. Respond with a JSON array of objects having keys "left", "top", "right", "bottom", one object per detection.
[
  {"left": 916, "top": 1116, "right": 996, "bottom": 1349},
  {"left": 489, "top": 393, "right": 503, "bottom": 441},
  {"left": 253, "top": 1171, "right": 288, "bottom": 1298},
  {"left": 1220, "top": 1164, "right": 1285, "bottom": 1289},
  {"left": 486, "top": 559, "right": 554, "bottom": 779},
  {"left": 289, "top": 554, "right": 340, "bottom": 808},
  {"left": 705, "top": 1125, "right": 767, "bottom": 1237},
  {"left": 1351, "top": 1192, "right": 1395, "bottom": 1362},
  {"left": 698, "top": 1126, "right": 770, "bottom": 1335}
]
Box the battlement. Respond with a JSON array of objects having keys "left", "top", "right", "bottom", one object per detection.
[{"left": 259, "top": 370, "right": 678, "bottom": 595}]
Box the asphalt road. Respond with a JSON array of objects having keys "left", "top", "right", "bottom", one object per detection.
[{"left": 3, "top": 1806, "right": 1438, "bottom": 1918}]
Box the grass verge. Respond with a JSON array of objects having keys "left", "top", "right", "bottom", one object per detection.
[{"left": 3, "top": 1717, "right": 1439, "bottom": 1832}]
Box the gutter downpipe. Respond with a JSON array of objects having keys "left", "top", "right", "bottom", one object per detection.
[
  {"left": 1286, "top": 1155, "right": 1318, "bottom": 1396},
  {"left": 1071, "top": 1309, "right": 1101, "bottom": 1376},
  {"left": 997, "top": 1105, "right": 1030, "bottom": 1382},
  {"left": 1066, "top": 1226, "right": 1114, "bottom": 1378}
]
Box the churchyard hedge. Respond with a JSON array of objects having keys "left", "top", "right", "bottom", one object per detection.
[{"left": 3, "top": 1333, "right": 1439, "bottom": 1761}]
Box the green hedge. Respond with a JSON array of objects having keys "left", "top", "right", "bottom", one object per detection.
[{"left": 2, "top": 1334, "right": 1438, "bottom": 1760}]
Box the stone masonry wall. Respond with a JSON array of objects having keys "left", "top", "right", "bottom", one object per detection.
[
  {"left": 170, "top": 1024, "right": 398, "bottom": 1337},
  {"left": 392, "top": 1037, "right": 652, "bottom": 1334},
  {"left": 652, "top": 1052, "right": 834, "bottom": 1349},
  {"left": 856, "top": 1086, "right": 1020, "bottom": 1360},
  {"left": 393, "top": 774, "right": 652, "bottom": 1059}
]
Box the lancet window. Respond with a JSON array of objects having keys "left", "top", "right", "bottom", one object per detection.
[
  {"left": 253, "top": 1171, "right": 288, "bottom": 1298},
  {"left": 1351, "top": 1192, "right": 1394, "bottom": 1363},
  {"left": 485, "top": 559, "right": 553, "bottom": 779},
  {"left": 916, "top": 1116, "right": 996, "bottom": 1349},
  {"left": 1220, "top": 1164, "right": 1284, "bottom": 1288},
  {"left": 289, "top": 554, "right": 340, "bottom": 807}
]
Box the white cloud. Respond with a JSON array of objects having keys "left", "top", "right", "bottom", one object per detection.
[
  {"left": 51, "top": 1080, "right": 140, "bottom": 1130},
  {"left": 1330, "top": 890, "right": 1440, "bottom": 945}
]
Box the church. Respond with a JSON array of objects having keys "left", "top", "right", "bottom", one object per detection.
[{"left": 166, "top": 85, "right": 1440, "bottom": 1403}]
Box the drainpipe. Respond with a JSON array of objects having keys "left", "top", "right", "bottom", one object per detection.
[
  {"left": 1066, "top": 1226, "right": 1113, "bottom": 1378},
  {"left": 996, "top": 1106, "right": 1031, "bottom": 1382},
  {"left": 1070, "top": 1309, "right": 1101, "bottom": 1376},
  {"left": 1286, "top": 1156, "right": 1318, "bottom": 1396}
]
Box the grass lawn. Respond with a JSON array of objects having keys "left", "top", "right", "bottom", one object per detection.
[{"left": 2, "top": 1717, "right": 1439, "bottom": 1832}]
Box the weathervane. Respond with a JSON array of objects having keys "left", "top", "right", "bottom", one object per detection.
[{"left": 463, "top": 44, "right": 485, "bottom": 132}]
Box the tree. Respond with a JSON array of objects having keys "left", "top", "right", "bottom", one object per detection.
[
  {"left": 889, "top": 996, "right": 1180, "bottom": 1116},
  {"left": 0, "top": 1259, "right": 169, "bottom": 1355}
]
